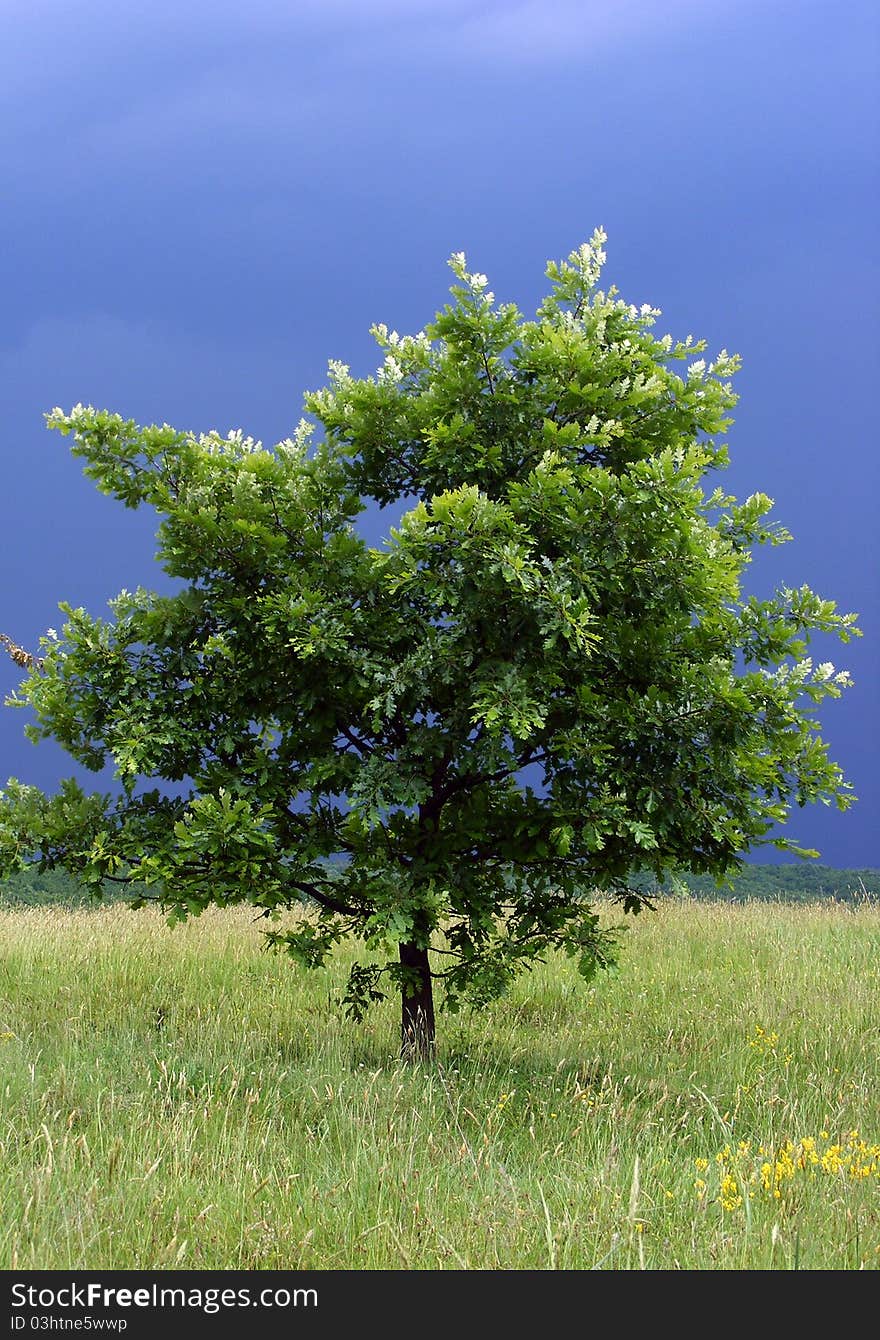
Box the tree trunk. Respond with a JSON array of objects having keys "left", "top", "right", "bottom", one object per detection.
[{"left": 399, "top": 940, "right": 436, "bottom": 1062}]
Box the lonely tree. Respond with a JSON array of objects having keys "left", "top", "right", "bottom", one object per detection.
[{"left": 0, "top": 233, "right": 859, "bottom": 1058}]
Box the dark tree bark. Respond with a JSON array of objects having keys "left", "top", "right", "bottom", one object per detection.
[{"left": 399, "top": 940, "right": 435, "bottom": 1062}]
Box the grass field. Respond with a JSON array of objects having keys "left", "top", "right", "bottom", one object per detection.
[{"left": 1, "top": 897, "right": 878, "bottom": 1270}]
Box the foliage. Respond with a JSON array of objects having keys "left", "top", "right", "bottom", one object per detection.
[{"left": 0, "top": 231, "right": 860, "bottom": 1042}]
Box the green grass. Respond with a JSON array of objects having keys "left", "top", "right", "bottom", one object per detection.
[{"left": 1, "top": 898, "right": 878, "bottom": 1270}]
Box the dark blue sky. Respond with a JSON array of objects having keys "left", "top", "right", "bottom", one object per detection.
[{"left": 2, "top": 0, "right": 877, "bottom": 866}]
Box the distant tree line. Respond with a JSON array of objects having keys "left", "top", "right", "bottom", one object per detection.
[
  {"left": 1, "top": 864, "right": 877, "bottom": 908},
  {"left": 645, "top": 864, "right": 879, "bottom": 903},
  {"left": 0, "top": 868, "right": 141, "bottom": 906}
]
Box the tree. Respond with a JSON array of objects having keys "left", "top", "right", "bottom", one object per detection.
[{"left": 0, "top": 231, "right": 860, "bottom": 1059}]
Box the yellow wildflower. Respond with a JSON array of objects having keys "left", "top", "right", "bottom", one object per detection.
[
  {"left": 821, "top": 1145, "right": 844, "bottom": 1175},
  {"left": 720, "top": 1175, "right": 742, "bottom": 1211}
]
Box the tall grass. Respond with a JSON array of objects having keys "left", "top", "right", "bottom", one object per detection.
[{"left": 1, "top": 898, "right": 877, "bottom": 1269}]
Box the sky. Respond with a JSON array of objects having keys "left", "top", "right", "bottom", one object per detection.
[{"left": 1, "top": 0, "right": 877, "bottom": 867}]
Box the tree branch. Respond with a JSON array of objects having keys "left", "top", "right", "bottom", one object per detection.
[
  {"left": 288, "top": 879, "right": 363, "bottom": 918},
  {"left": 338, "top": 725, "right": 373, "bottom": 756},
  {"left": 0, "top": 633, "right": 45, "bottom": 673}
]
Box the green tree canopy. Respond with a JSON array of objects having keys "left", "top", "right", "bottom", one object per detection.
[{"left": 0, "top": 232, "right": 859, "bottom": 1057}]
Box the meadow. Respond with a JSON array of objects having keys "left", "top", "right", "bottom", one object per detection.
[{"left": 1, "top": 897, "right": 877, "bottom": 1270}]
